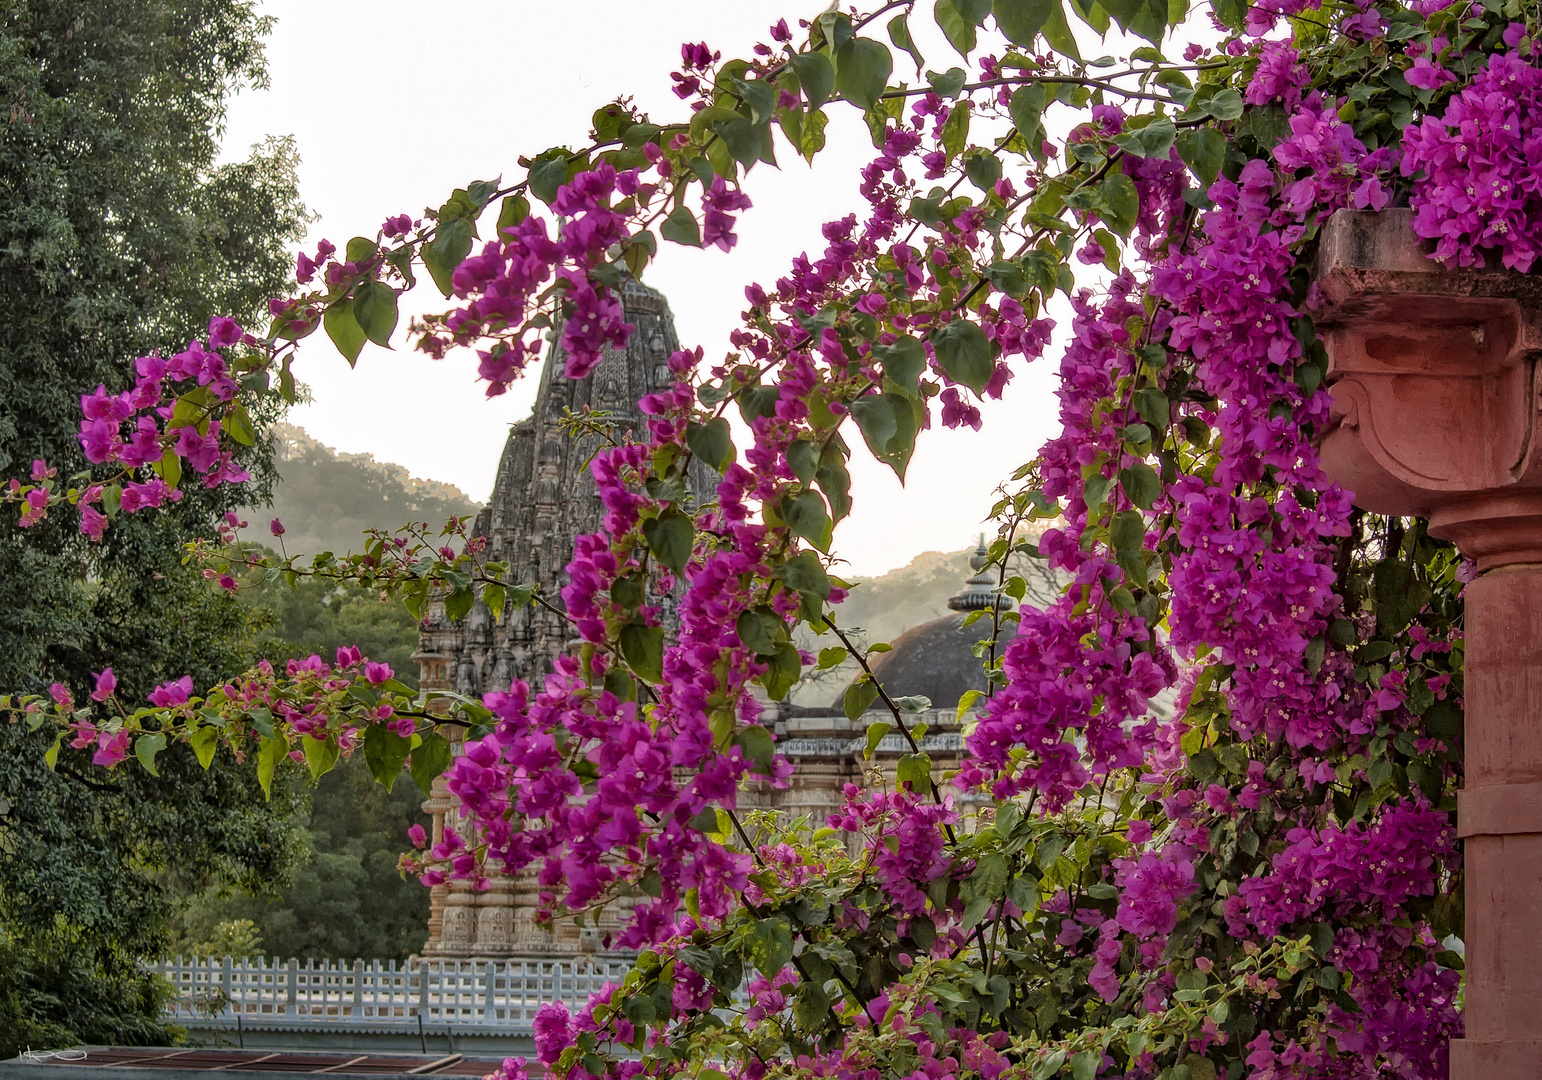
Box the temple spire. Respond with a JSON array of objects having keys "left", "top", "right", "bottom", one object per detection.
[{"left": 947, "top": 534, "right": 1015, "bottom": 613}]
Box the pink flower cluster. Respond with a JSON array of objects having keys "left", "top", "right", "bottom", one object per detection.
[
  {"left": 1404, "top": 48, "right": 1542, "bottom": 270},
  {"left": 433, "top": 163, "right": 668, "bottom": 388}
]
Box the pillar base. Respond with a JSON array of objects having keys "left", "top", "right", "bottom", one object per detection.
[{"left": 1450, "top": 1038, "right": 1542, "bottom": 1077}]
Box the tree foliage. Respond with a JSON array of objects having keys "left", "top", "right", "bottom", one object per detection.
[
  {"left": 174, "top": 754, "right": 429, "bottom": 964},
  {"left": 0, "top": 0, "right": 310, "bottom": 1048}
]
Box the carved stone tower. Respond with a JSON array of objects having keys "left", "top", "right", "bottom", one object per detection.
[{"left": 415, "top": 279, "right": 690, "bottom": 958}]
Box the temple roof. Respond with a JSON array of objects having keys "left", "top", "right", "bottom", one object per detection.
[
  {"left": 831, "top": 539, "right": 1017, "bottom": 713},
  {"left": 850, "top": 611, "right": 1017, "bottom": 714}
]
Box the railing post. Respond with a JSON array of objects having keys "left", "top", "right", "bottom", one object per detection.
[
  {"left": 353, "top": 958, "right": 364, "bottom": 1018},
  {"left": 419, "top": 958, "right": 430, "bottom": 1024},
  {"left": 286, "top": 957, "right": 298, "bottom": 1018},
  {"left": 222, "top": 955, "right": 233, "bottom": 1017}
]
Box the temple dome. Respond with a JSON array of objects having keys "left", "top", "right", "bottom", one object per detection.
[
  {"left": 847, "top": 611, "right": 1017, "bottom": 713},
  {"left": 835, "top": 538, "right": 1017, "bottom": 713}
]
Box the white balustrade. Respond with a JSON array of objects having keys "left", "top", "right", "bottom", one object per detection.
[{"left": 153, "top": 956, "right": 634, "bottom": 1033}]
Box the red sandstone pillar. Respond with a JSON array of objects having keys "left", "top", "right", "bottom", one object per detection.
[
  {"left": 1455, "top": 565, "right": 1542, "bottom": 1069},
  {"left": 1316, "top": 210, "right": 1542, "bottom": 1076}
]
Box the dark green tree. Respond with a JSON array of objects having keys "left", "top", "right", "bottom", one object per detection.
[
  {"left": 174, "top": 754, "right": 430, "bottom": 964},
  {"left": 0, "top": 0, "right": 310, "bottom": 1051},
  {"left": 250, "top": 577, "right": 426, "bottom": 690}
]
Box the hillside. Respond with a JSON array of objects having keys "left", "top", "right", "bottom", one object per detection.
[{"left": 244, "top": 425, "right": 482, "bottom": 558}]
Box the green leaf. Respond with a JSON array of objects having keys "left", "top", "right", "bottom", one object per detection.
[
  {"left": 846, "top": 677, "right": 881, "bottom": 721},
  {"left": 738, "top": 385, "right": 781, "bottom": 423},
  {"left": 1040, "top": 0, "right": 1082, "bottom": 61},
  {"left": 620, "top": 622, "right": 665, "bottom": 684},
  {"left": 1118, "top": 462, "right": 1161, "bottom": 509},
  {"left": 686, "top": 417, "right": 735, "bottom": 471},
  {"left": 43, "top": 734, "right": 62, "bottom": 770},
  {"left": 818, "top": 646, "right": 849, "bottom": 670},
  {"left": 876, "top": 335, "right": 928, "bottom": 397},
  {"left": 850, "top": 392, "right": 919, "bottom": 481},
  {"left": 363, "top": 725, "right": 413, "bottom": 793},
  {"left": 345, "top": 236, "right": 378, "bottom": 265},
  {"left": 930, "top": 320, "right": 993, "bottom": 394},
  {"left": 971, "top": 852, "right": 1009, "bottom": 897},
  {"left": 385, "top": 245, "right": 415, "bottom": 288},
  {"left": 323, "top": 300, "right": 367, "bottom": 365},
  {"left": 816, "top": 453, "right": 852, "bottom": 523},
  {"left": 799, "top": 107, "right": 829, "bottom": 163},
  {"left": 1134, "top": 386, "right": 1170, "bottom": 429},
  {"left": 888, "top": 13, "right": 926, "bottom": 72},
  {"left": 420, "top": 217, "right": 473, "bottom": 298},
  {"left": 464, "top": 178, "right": 499, "bottom": 212},
  {"left": 134, "top": 733, "right": 166, "bottom": 776},
  {"left": 1176, "top": 126, "right": 1226, "bottom": 190},
  {"left": 611, "top": 572, "right": 646, "bottom": 611},
  {"left": 995, "top": 0, "right": 1055, "bottom": 45},
  {"left": 851, "top": 394, "right": 896, "bottom": 453},
  {"left": 896, "top": 752, "right": 932, "bottom": 788},
  {"left": 496, "top": 194, "right": 530, "bottom": 236},
  {"left": 257, "top": 735, "right": 287, "bottom": 799},
  {"left": 960, "top": 149, "right": 1000, "bottom": 197},
  {"left": 352, "top": 280, "right": 399, "bottom": 347},
  {"left": 483, "top": 581, "right": 507, "bottom": 622},
  {"left": 1102, "top": 0, "right": 1168, "bottom": 40},
  {"left": 1071, "top": 1050, "right": 1100, "bottom": 1080},
  {"left": 643, "top": 508, "right": 695, "bottom": 573},
  {"left": 940, "top": 100, "right": 971, "bottom": 159},
  {"left": 1114, "top": 117, "right": 1176, "bottom": 158},
  {"left": 1084, "top": 472, "right": 1111, "bottom": 512},
  {"left": 784, "top": 490, "right": 831, "bottom": 549},
  {"left": 660, "top": 205, "right": 702, "bottom": 247},
  {"left": 622, "top": 228, "right": 657, "bottom": 277},
  {"left": 221, "top": 403, "right": 257, "bottom": 447},
  {"left": 528, "top": 157, "right": 571, "bottom": 204},
  {"left": 443, "top": 586, "right": 475, "bottom": 622},
  {"left": 746, "top": 915, "right": 794, "bottom": 975},
  {"left": 835, "top": 37, "right": 893, "bottom": 111},
  {"left": 1035, "top": 834, "right": 1066, "bottom": 871},
  {"left": 1008, "top": 83, "right": 1048, "bottom": 146},
  {"left": 302, "top": 733, "right": 340, "bottom": 780},
  {"left": 1111, "top": 509, "right": 1146, "bottom": 553},
  {"left": 790, "top": 50, "right": 836, "bottom": 112},
  {"left": 736, "top": 608, "right": 784, "bottom": 655},
  {"left": 737, "top": 724, "right": 776, "bottom": 771},
  {"left": 865, "top": 719, "right": 894, "bottom": 756},
  {"left": 935, "top": 0, "right": 979, "bottom": 55},
  {"left": 189, "top": 725, "right": 220, "bottom": 769},
  {"left": 1099, "top": 172, "right": 1140, "bottom": 237},
  {"left": 777, "top": 550, "right": 831, "bottom": 601},
  {"left": 1207, "top": 87, "right": 1244, "bottom": 120},
  {"left": 787, "top": 439, "right": 819, "bottom": 483},
  {"left": 928, "top": 66, "right": 969, "bottom": 98},
  {"left": 762, "top": 641, "right": 802, "bottom": 701},
  {"left": 794, "top": 981, "right": 831, "bottom": 1033},
  {"left": 410, "top": 730, "right": 454, "bottom": 797}
]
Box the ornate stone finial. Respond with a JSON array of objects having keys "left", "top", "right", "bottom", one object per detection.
[{"left": 947, "top": 534, "right": 1015, "bottom": 613}]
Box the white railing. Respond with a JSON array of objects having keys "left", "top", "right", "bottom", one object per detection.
[{"left": 154, "top": 956, "right": 633, "bottom": 1032}]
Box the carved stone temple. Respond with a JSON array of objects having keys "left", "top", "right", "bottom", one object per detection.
[{"left": 414, "top": 283, "right": 1003, "bottom": 959}]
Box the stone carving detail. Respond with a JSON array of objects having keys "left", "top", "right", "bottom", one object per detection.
[
  {"left": 475, "top": 905, "right": 514, "bottom": 949},
  {"left": 442, "top": 903, "right": 474, "bottom": 946}
]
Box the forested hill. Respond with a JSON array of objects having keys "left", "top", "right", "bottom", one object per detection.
[
  {"left": 246, "top": 425, "right": 482, "bottom": 557},
  {"left": 833, "top": 548, "right": 978, "bottom": 645}
]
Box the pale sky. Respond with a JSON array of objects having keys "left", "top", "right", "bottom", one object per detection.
[{"left": 219, "top": 1, "right": 1068, "bottom": 577}]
